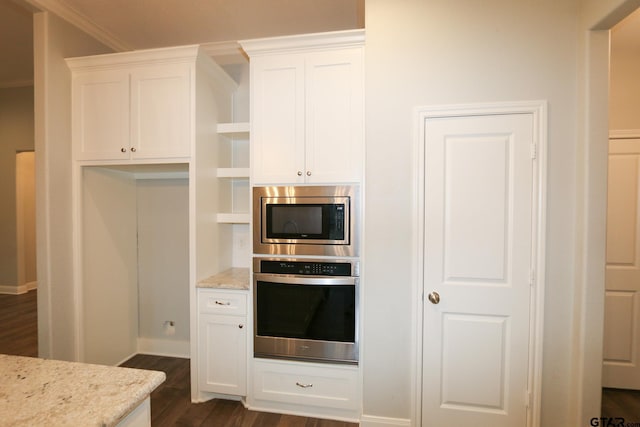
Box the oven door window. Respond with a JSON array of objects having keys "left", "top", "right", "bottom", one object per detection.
[{"left": 256, "top": 281, "right": 355, "bottom": 343}]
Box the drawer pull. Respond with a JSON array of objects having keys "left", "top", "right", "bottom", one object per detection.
[
  {"left": 296, "top": 382, "right": 313, "bottom": 388},
  {"left": 214, "top": 300, "right": 231, "bottom": 306}
]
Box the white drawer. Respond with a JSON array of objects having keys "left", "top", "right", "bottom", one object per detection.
[
  {"left": 253, "top": 359, "right": 359, "bottom": 410},
  {"left": 198, "top": 289, "right": 247, "bottom": 316}
]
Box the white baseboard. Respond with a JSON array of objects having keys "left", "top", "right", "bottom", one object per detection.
[
  {"left": 360, "top": 415, "right": 412, "bottom": 427},
  {"left": 0, "top": 281, "right": 37, "bottom": 295},
  {"left": 137, "top": 337, "right": 190, "bottom": 358}
]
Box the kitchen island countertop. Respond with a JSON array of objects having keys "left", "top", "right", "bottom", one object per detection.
[{"left": 0, "top": 354, "right": 165, "bottom": 426}]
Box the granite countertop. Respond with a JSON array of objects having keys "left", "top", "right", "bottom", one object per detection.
[
  {"left": 197, "top": 267, "right": 249, "bottom": 290},
  {"left": 0, "top": 354, "right": 165, "bottom": 427}
]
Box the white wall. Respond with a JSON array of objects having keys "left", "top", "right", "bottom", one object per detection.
[
  {"left": 363, "top": 0, "right": 579, "bottom": 425},
  {"left": 81, "top": 167, "right": 138, "bottom": 365},
  {"left": 137, "top": 178, "right": 190, "bottom": 356},
  {"left": 362, "top": 0, "right": 640, "bottom": 426},
  {"left": 33, "top": 11, "right": 113, "bottom": 360},
  {"left": 0, "top": 86, "right": 34, "bottom": 292}
]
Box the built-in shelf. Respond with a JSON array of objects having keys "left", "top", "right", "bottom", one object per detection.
[
  {"left": 217, "top": 213, "right": 250, "bottom": 224},
  {"left": 133, "top": 171, "right": 189, "bottom": 180},
  {"left": 217, "top": 122, "right": 250, "bottom": 134},
  {"left": 89, "top": 164, "right": 190, "bottom": 180},
  {"left": 216, "top": 122, "right": 250, "bottom": 225},
  {"left": 216, "top": 168, "right": 250, "bottom": 178}
]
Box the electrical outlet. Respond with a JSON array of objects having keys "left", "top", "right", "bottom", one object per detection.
[{"left": 163, "top": 320, "right": 176, "bottom": 336}]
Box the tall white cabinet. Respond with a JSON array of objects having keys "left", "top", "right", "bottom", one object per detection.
[
  {"left": 241, "top": 31, "right": 364, "bottom": 185},
  {"left": 67, "top": 45, "right": 238, "bottom": 400},
  {"left": 240, "top": 30, "right": 365, "bottom": 422}
]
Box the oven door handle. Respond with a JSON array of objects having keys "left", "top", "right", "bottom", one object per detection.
[{"left": 254, "top": 273, "right": 357, "bottom": 286}]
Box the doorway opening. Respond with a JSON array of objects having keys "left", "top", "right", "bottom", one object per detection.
[
  {"left": 601, "top": 6, "right": 640, "bottom": 419},
  {"left": 16, "top": 150, "right": 37, "bottom": 293}
]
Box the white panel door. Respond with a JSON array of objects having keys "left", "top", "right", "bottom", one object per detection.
[
  {"left": 603, "top": 138, "right": 640, "bottom": 389},
  {"left": 130, "top": 63, "right": 191, "bottom": 159},
  {"left": 251, "top": 54, "right": 305, "bottom": 184},
  {"left": 304, "top": 48, "right": 363, "bottom": 183},
  {"left": 72, "top": 69, "right": 130, "bottom": 160},
  {"left": 422, "top": 113, "right": 534, "bottom": 427},
  {"left": 198, "top": 313, "right": 247, "bottom": 395}
]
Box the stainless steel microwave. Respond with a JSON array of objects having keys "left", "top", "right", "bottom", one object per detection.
[{"left": 253, "top": 185, "right": 359, "bottom": 257}]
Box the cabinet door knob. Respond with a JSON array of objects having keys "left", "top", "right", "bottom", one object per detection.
[
  {"left": 130, "top": 147, "right": 137, "bottom": 153},
  {"left": 306, "top": 171, "right": 312, "bottom": 176},
  {"left": 239, "top": 324, "right": 244, "bottom": 329},
  {"left": 297, "top": 171, "right": 303, "bottom": 176},
  {"left": 121, "top": 148, "right": 127, "bottom": 153},
  {"left": 428, "top": 291, "right": 440, "bottom": 305}
]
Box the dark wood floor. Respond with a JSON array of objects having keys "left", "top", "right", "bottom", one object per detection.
[
  {"left": 0, "top": 290, "right": 38, "bottom": 357},
  {"left": 0, "top": 290, "right": 356, "bottom": 426},
  {"left": 601, "top": 388, "right": 640, "bottom": 421}
]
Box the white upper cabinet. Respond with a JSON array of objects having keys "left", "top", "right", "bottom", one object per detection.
[
  {"left": 68, "top": 47, "right": 197, "bottom": 162},
  {"left": 130, "top": 64, "right": 191, "bottom": 159},
  {"left": 71, "top": 69, "right": 131, "bottom": 160},
  {"left": 242, "top": 30, "right": 364, "bottom": 184}
]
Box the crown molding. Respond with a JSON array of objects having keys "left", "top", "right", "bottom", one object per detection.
[
  {"left": 240, "top": 28, "right": 365, "bottom": 56},
  {"left": 200, "top": 40, "right": 248, "bottom": 65},
  {"left": 65, "top": 44, "right": 201, "bottom": 70},
  {"left": 23, "top": 0, "right": 132, "bottom": 51}
]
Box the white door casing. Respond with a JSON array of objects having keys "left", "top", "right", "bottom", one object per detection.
[
  {"left": 414, "top": 101, "right": 546, "bottom": 427},
  {"left": 603, "top": 135, "right": 640, "bottom": 389}
]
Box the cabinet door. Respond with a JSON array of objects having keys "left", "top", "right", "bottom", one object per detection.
[
  {"left": 251, "top": 54, "right": 305, "bottom": 184},
  {"left": 130, "top": 63, "right": 191, "bottom": 159},
  {"left": 72, "top": 70, "right": 130, "bottom": 160},
  {"left": 305, "top": 48, "right": 364, "bottom": 183},
  {"left": 198, "top": 313, "right": 247, "bottom": 396}
]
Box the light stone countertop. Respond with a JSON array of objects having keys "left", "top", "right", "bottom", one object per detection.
[
  {"left": 0, "top": 354, "right": 165, "bottom": 427},
  {"left": 197, "top": 267, "right": 249, "bottom": 290}
]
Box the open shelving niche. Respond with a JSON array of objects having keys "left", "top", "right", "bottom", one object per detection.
[{"left": 215, "top": 121, "right": 250, "bottom": 270}]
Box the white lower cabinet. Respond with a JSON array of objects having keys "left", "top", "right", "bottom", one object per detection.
[
  {"left": 197, "top": 289, "right": 247, "bottom": 396},
  {"left": 116, "top": 397, "right": 151, "bottom": 427},
  {"left": 251, "top": 358, "right": 360, "bottom": 421}
]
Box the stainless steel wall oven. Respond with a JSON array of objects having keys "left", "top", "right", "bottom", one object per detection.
[{"left": 253, "top": 258, "right": 359, "bottom": 365}]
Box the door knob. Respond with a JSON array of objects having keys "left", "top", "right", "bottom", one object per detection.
[{"left": 428, "top": 291, "right": 440, "bottom": 305}]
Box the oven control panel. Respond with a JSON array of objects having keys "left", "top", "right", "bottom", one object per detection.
[{"left": 256, "top": 259, "right": 357, "bottom": 277}]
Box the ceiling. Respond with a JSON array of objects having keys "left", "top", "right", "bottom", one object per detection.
[{"left": 0, "top": 0, "right": 364, "bottom": 88}]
